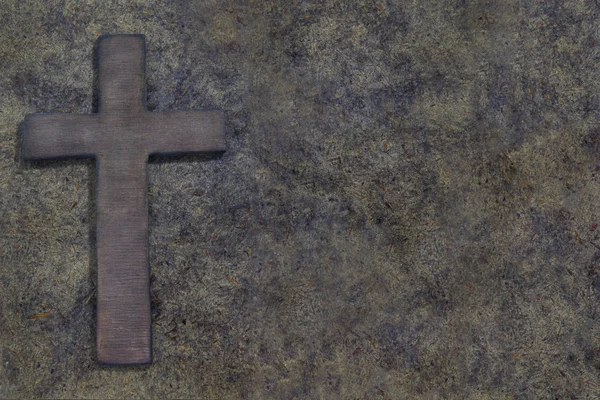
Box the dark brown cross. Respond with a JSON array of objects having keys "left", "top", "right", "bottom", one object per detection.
[{"left": 21, "top": 35, "right": 226, "bottom": 365}]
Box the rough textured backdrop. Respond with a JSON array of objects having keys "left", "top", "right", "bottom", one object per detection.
[{"left": 1, "top": 0, "right": 600, "bottom": 398}]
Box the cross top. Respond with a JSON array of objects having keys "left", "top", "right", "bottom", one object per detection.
[{"left": 22, "top": 35, "right": 226, "bottom": 365}]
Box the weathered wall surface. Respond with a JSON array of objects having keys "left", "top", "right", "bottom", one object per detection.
[{"left": 2, "top": 0, "right": 600, "bottom": 398}]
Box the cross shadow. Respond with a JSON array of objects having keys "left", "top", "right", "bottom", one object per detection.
[{"left": 148, "top": 152, "right": 224, "bottom": 164}]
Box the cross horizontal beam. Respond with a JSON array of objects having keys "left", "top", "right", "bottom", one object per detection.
[{"left": 23, "top": 111, "right": 226, "bottom": 160}]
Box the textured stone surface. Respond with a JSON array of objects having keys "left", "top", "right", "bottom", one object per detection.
[{"left": 2, "top": 0, "right": 600, "bottom": 398}]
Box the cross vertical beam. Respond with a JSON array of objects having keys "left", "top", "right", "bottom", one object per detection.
[
  {"left": 97, "top": 33, "right": 145, "bottom": 115},
  {"left": 96, "top": 152, "right": 151, "bottom": 365},
  {"left": 95, "top": 35, "right": 151, "bottom": 366},
  {"left": 21, "top": 35, "right": 226, "bottom": 365}
]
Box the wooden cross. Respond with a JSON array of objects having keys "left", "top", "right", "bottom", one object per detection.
[{"left": 21, "top": 35, "right": 226, "bottom": 365}]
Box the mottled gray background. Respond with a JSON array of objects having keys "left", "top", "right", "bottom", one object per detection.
[{"left": 1, "top": 0, "right": 600, "bottom": 398}]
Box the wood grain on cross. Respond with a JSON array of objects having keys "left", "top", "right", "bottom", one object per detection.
[{"left": 21, "top": 35, "right": 226, "bottom": 365}]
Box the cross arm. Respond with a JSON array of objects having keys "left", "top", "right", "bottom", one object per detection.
[
  {"left": 22, "top": 114, "right": 99, "bottom": 160},
  {"left": 143, "top": 110, "right": 226, "bottom": 156}
]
